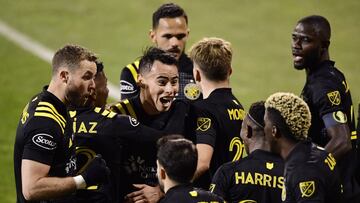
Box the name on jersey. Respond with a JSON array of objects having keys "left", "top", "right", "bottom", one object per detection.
[
  {"left": 73, "top": 118, "right": 98, "bottom": 134},
  {"left": 227, "top": 108, "right": 246, "bottom": 121},
  {"left": 32, "top": 133, "right": 57, "bottom": 150},
  {"left": 235, "top": 171, "right": 284, "bottom": 189}
]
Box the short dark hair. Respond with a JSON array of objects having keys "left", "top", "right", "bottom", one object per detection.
[
  {"left": 139, "top": 47, "right": 178, "bottom": 74},
  {"left": 157, "top": 135, "right": 197, "bottom": 184},
  {"left": 248, "top": 101, "right": 265, "bottom": 129},
  {"left": 298, "top": 15, "right": 331, "bottom": 41},
  {"left": 52, "top": 44, "right": 97, "bottom": 74},
  {"left": 267, "top": 108, "right": 297, "bottom": 141},
  {"left": 96, "top": 61, "right": 104, "bottom": 74},
  {"left": 152, "top": 3, "right": 188, "bottom": 29}
]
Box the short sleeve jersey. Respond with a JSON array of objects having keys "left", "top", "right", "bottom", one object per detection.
[
  {"left": 283, "top": 141, "right": 342, "bottom": 203},
  {"left": 14, "top": 87, "right": 76, "bottom": 203},
  {"left": 210, "top": 149, "right": 284, "bottom": 203},
  {"left": 120, "top": 54, "right": 202, "bottom": 101},
  {"left": 71, "top": 106, "right": 165, "bottom": 202},
  {"left": 109, "top": 95, "right": 193, "bottom": 195},
  {"left": 159, "top": 184, "right": 225, "bottom": 203},
  {"left": 193, "top": 88, "right": 246, "bottom": 178}
]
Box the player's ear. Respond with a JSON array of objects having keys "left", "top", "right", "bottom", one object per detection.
[
  {"left": 193, "top": 67, "right": 201, "bottom": 83},
  {"left": 59, "top": 69, "right": 69, "bottom": 84},
  {"left": 160, "top": 167, "right": 166, "bottom": 180},
  {"left": 247, "top": 125, "right": 253, "bottom": 138},
  {"left": 149, "top": 29, "right": 156, "bottom": 43},
  {"left": 272, "top": 125, "right": 280, "bottom": 138},
  {"left": 229, "top": 67, "right": 233, "bottom": 76},
  {"left": 137, "top": 74, "right": 146, "bottom": 88}
]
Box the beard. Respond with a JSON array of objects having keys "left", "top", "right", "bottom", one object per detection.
[{"left": 65, "top": 85, "right": 87, "bottom": 108}]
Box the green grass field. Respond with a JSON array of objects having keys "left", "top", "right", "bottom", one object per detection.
[{"left": 1, "top": 0, "right": 359, "bottom": 201}]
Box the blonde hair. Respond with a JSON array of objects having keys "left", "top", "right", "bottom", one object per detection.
[
  {"left": 189, "top": 37, "right": 232, "bottom": 81},
  {"left": 265, "top": 92, "right": 311, "bottom": 141}
]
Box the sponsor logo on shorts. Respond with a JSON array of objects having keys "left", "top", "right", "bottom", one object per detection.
[
  {"left": 32, "top": 133, "right": 57, "bottom": 150},
  {"left": 120, "top": 80, "right": 136, "bottom": 94}
]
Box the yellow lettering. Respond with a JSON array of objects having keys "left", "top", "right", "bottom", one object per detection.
[
  {"left": 263, "top": 174, "right": 272, "bottom": 187},
  {"left": 78, "top": 122, "right": 88, "bottom": 133},
  {"left": 89, "top": 122, "right": 98, "bottom": 133},
  {"left": 254, "top": 172, "right": 263, "bottom": 185},
  {"left": 72, "top": 118, "right": 77, "bottom": 133},
  {"left": 277, "top": 176, "right": 284, "bottom": 189},
  {"left": 324, "top": 153, "right": 336, "bottom": 171},
  {"left": 245, "top": 173, "right": 254, "bottom": 185},
  {"left": 227, "top": 108, "right": 246, "bottom": 120},
  {"left": 235, "top": 171, "right": 245, "bottom": 184}
]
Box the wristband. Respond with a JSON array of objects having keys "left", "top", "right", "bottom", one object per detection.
[{"left": 73, "top": 175, "right": 86, "bottom": 189}]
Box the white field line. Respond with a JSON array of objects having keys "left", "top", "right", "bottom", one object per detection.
[{"left": 0, "top": 19, "right": 119, "bottom": 100}]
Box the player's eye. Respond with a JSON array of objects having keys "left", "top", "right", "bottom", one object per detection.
[
  {"left": 175, "top": 34, "right": 186, "bottom": 40},
  {"left": 163, "top": 34, "right": 173, "bottom": 39},
  {"left": 157, "top": 79, "right": 167, "bottom": 86},
  {"left": 170, "top": 79, "right": 178, "bottom": 86}
]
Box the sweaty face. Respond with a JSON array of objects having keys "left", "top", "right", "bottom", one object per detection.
[
  {"left": 150, "top": 17, "right": 189, "bottom": 60},
  {"left": 139, "top": 60, "right": 179, "bottom": 114},
  {"left": 65, "top": 60, "right": 96, "bottom": 108},
  {"left": 291, "top": 22, "right": 323, "bottom": 70}
]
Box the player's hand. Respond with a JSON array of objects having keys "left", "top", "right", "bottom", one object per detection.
[
  {"left": 80, "top": 154, "right": 110, "bottom": 186},
  {"left": 124, "top": 184, "right": 164, "bottom": 203}
]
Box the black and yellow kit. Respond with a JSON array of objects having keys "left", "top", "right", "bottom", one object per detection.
[
  {"left": 283, "top": 141, "right": 342, "bottom": 203},
  {"left": 71, "top": 106, "right": 165, "bottom": 202},
  {"left": 159, "top": 184, "right": 225, "bottom": 203},
  {"left": 120, "top": 54, "right": 201, "bottom": 101},
  {"left": 210, "top": 149, "right": 284, "bottom": 203},
  {"left": 14, "top": 87, "right": 76, "bottom": 203},
  {"left": 109, "top": 95, "right": 192, "bottom": 195},
  {"left": 301, "top": 60, "right": 360, "bottom": 200},
  {"left": 193, "top": 88, "right": 246, "bottom": 179}
]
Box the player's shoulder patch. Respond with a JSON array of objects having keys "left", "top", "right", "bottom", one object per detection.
[
  {"left": 332, "top": 111, "right": 347, "bottom": 123},
  {"left": 120, "top": 80, "right": 136, "bottom": 94},
  {"left": 196, "top": 117, "right": 211, "bottom": 131},
  {"left": 184, "top": 83, "right": 201, "bottom": 100},
  {"left": 299, "top": 181, "right": 315, "bottom": 198},
  {"left": 128, "top": 116, "right": 139, "bottom": 127},
  {"left": 32, "top": 133, "right": 57, "bottom": 150},
  {"left": 327, "top": 90, "right": 341, "bottom": 106}
]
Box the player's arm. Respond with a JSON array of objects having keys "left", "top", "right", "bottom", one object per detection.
[
  {"left": 194, "top": 144, "right": 213, "bottom": 181},
  {"left": 323, "top": 120, "right": 351, "bottom": 160},
  {"left": 209, "top": 164, "right": 230, "bottom": 200},
  {"left": 21, "top": 159, "right": 76, "bottom": 200},
  {"left": 120, "top": 65, "right": 139, "bottom": 100},
  {"left": 125, "top": 184, "right": 164, "bottom": 203}
]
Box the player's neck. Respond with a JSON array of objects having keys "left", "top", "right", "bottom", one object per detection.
[
  {"left": 279, "top": 138, "right": 297, "bottom": 160},
  {"left": 47, "top": 79, "right": 66, "bottom": 104},
  {"left": 164, "top": 179, "right": 181, "bottom": 193},
  {"left": 250, "top": 137, "right": 270, "bottom": 153},
  {"left": 200, "top": 79, "right": 230, "bottom": 99}
]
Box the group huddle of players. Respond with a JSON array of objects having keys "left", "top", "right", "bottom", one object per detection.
[{"left": 14, "top": 2, "right": 360, "bottom": 203}]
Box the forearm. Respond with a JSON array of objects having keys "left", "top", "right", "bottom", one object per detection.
[
  {"left": 324, "top": 137, "right": 351, "bottom": 160},
  {"left": 23, "top": 176, "right": 76, "bottom": 201}
]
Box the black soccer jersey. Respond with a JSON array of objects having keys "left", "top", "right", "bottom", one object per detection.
[
  {"left": 109, "top": 95, "right": 192, "bottom": 195},
  {"left": 159, "top": 184, "right": 225, "bottom": 203},
  {"left": 283, "top": 141, "right": 342, "bottom": 203},
  {"left": 14, "top": 87, "right": 76, "bottom": 203},
  {"left": 120, "top": 54, "right": 201, "bottom": 101},
  {"left": 301, "top": 60, "right": 360, "bottom": 200},
  {"left": 193, "top": 88, "right": 246, "bottom": 178},
  {"left": 210, "top": 149, "right": 284, "bottom": 203},
  {"left": 71, "top": 106, "right": 166, "bottom": 203}
]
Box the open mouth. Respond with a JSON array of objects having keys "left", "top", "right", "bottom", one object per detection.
[
  {"left": 159, "top": 96, "right": 174, "bottom": 106},
  {"left": 292, "top": 53, "right": 303, "bottom": 63}
]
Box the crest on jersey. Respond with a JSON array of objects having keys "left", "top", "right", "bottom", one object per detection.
[
  {"left": 184, "top": 83, "right": 201, "bottom": 100},
  {"left": 129, "top": 117, "right": 140, "bottom": 127},
  {"left": 197, "top": 117, "right": 211, "bottom": 131},
  {"left": 266, "top": 162, "right": 274, "bottom": 170},
  {"left": 332, "top": 111, "right": 347, "bottom": 123},
  {"left": 209, "top": 184, "right": 216, "bottom": 192},
  {"left": 327, "top": 91, "right": 341, "bottom": 106},
  {"left": 299, "top": 181, "right": 315, "bottom": 197}
]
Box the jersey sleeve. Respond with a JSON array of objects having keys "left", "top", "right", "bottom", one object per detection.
[
  {"left": 311, "top": 79, "right": 344, "bottom": 117},
  {"left": 120, "top": 66, "right": 139, "bottom": 99},
  {"left": 210, "top": 164, "right": 231, "bottom": 200},
  {"left": 22, "top": 117, "right": 62, "bottom": 165},
  {"left": 193, "top": 106, "right": 217, "bottom": 147}
]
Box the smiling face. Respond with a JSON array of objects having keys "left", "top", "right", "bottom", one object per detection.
[
  {"left": 291, "top": 22, "right": 324, "bottom": 70},
  {"left": 139, "top": 60, "right": 179, "bottom": 114},
  {"left": 65, "top": 59, "right": 96, "bottom": 108},
  {"left": 150, "top": 17, "right": 189, "bottom": 60}
]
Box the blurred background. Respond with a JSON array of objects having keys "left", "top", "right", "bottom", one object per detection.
[{"left": 1, "top": 0, "right": 359, "bottom": 201}]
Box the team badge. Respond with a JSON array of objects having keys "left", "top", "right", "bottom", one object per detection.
[
  {"left": 209, "top": 184, "right": 216, "bottom": 193},
  {"left": 189, "top": 191, "right": 198, "bottom": 197},
  {"left": 184, "top": 83, "right": 201, "bottom": 100},
  {"left": 333, "top": 111, "right": 347, "bottom": 123},
  {"left": 327, "top": 91, "right": 341, "bottom": 106},
  {"left": 299, "top": 181, "right": 315, "bottom": 197},
  {"left": 197, "top": 117, "right": 211, "bottom": 131},
  {"left": 266, "top": 162, "right": 274, "bottom": 170}
]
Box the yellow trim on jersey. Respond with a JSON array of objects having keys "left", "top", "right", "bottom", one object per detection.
[
  {"left": 126, "top": 60, "right": 140, "bottom": 82},
  {"left": 38, "top": 102, "right": 66, "bottom": 123},
  {"left": 114, "top": 103, "right": 127, "bottom": 115},
  {"left": 351, "top": 131, "right": 357, "bottom": 140},
  {"left": 101, "top": 109, "right": 110, "bottom": 116},
  {"left": 34, "top": 112, "right": 64, "bottom": 133},
  {"left": 94, "top": 107, "right": 101, "bottom": 113},
  {"left": 107, "top": 111, "right": 116, "bottom": 118},
  {"left": 123, "top": 99, "right": 137, "bottom": 119},
  {"left": 36, "top": 106, "right": 66, "bottom": 128}
]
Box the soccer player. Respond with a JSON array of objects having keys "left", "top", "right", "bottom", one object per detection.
[
  {"left": 210, "top": 101, "right": 284, "bottom": 203},
  {"left": 292, "top": 15, "right": 360, "bottom": 201},
  {"left": 14, "top": 45, "right": 109, "bottom": 203},
  {"left": 72, "top": 62, "right": 169, "bottom": 202},
  {"left": 120, "top": 3, "right": 201, "bottom": 101},
  {"left": 264, "top": 92, "right": 343, "bottom": 203},
  {"left": 189, "top": 37, "right": 246, "bottom": 187},
  {"left": 111, "top": 47, "right": 191, "bottom": 203},
  {"left": 156, "top": 135, "right": 225, "bottom": 203}
]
